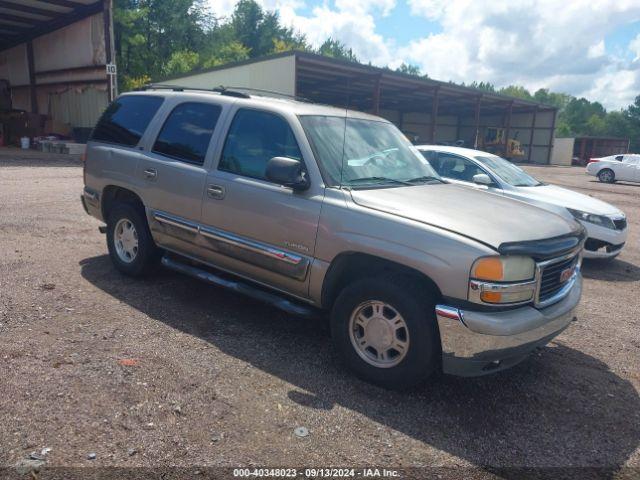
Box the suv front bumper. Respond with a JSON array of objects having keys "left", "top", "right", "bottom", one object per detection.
[{"left": 436, "top": 274, "right": 582, "bottom": 377}]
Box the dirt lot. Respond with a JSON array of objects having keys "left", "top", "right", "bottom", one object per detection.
[{"left": 1, "top": 150, "right": 639, "bottom": 478}]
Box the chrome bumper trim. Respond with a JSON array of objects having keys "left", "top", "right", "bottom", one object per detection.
[{"left": 437, "top": 274, "right": 582, "bottom": 377}]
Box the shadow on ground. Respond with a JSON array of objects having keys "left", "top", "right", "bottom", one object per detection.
[
  {"left": 80, "top": 255, "right": 640, "bottom": 478},
  {"left": 582, "top": 258, "right": 640, "bottom": 282}
]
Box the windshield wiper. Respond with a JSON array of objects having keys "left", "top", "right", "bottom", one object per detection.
[
  {"left": 405, "top": 175, "right": 444, "bottom": 184},
  {"left": 345, "top": 176, "right": 413, "bottom": 187}
]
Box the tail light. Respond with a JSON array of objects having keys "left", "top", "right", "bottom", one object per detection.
[{"left": 587, "top": 158, "right": 599, "bottom": 165}]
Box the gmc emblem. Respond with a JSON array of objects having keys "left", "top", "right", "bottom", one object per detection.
[{"left": 560, "top": 266, "right": 575, "bottom": 283}]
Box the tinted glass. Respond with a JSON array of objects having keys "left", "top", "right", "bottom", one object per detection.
[
  {"left": 433, "top": 153, "right": 485, "bottom": 182},
  {"left": 475, "top": 155, "right": 541, "bottom": 186},
  {"left": 299, "top": 115, "right": 439, "bottom": 188},
  {"left": 91, "top": 95, "right": 164, "bottom": 146},
  {"left": 220, "top": 109, "right": 302, "bottom": 180},
  {"left": 153, "top": 102, "right": 221, "bottom": 165}
]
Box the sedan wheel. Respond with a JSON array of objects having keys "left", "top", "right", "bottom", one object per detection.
[{"left": 598, "top": 169, "right": 615, "bottom": 183}]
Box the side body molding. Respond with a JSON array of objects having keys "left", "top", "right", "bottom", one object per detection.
[{"left": 151, "top": 210, "right": 310, "bottom": 281}]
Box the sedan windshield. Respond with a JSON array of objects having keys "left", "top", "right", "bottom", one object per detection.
[
  {"left": 299, "top": 115, "right": 441, "bottom": 188},
  {"left": 475, "top": 155, "right": 542, "bottom": 187}
]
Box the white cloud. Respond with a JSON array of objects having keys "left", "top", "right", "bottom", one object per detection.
[
  {"left": 630, "top": 33, "right": 640, "bottom": 61},
  {"left": 209, "top": 0, "right": 640, "bottom": 109},
  {"left": 402, "top": 0, "right": 640, "bottom": 108}
]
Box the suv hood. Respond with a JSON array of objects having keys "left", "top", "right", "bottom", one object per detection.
[
  {"left": 350, "top": 184, "right": 581, "bottom": 250},
  {"left": 508, "top": 184, "right": 622, "bottom": 216}
]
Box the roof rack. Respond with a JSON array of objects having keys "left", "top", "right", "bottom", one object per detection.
[{"left": 137, "top": 84, "right": 311, "bottom": 102}]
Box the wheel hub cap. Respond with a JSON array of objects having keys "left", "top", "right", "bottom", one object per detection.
[
  {"left": 114, "top": 218, "right": 138, "bottom": 263},
  {"left": 349, "top": 300, "right": 410, "bottom": 368}
]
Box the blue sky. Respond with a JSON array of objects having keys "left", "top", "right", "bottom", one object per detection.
[{"left": 211, "top": 1, "right": 640, "bottom": 109}]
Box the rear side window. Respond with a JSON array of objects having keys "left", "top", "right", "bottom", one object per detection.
[
  {"left": 219, "top": 109, "right": 302, "bottom": 180},
  {"left": 152, "top": 102, "right": 222, "bottom": 165},
  {"left": 91, "top": 95, "right": 164, "bottom": 146}
]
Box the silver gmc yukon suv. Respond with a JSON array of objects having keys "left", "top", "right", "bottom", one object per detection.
[{"left": 81, "top": 87, "right": 584, "bottom": 389}]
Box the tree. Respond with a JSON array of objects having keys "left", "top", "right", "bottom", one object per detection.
[
  {"left": 396, "top": 63, "right": 423, "bottom": 77},
  {"left": 498, "top": 85, "right": 533, "bottom": 100},
  {"left": 466, "top": 81, "right": 496, "bottom": 92},
  {"left": 318, "top": 38, "right": 358, "bottom": 61}
]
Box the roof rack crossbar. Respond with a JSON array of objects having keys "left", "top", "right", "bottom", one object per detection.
[{"left": 137, "top": 83, "right": 310, "bottom": 102}]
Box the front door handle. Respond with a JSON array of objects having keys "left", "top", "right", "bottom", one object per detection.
[
  {"left": 207, "top": 184, "right": 225, "bottom": 200},
  {"left": 143, "top": 168, "right": 157, "bottom": 179}
]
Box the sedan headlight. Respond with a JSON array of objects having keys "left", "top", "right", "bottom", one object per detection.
[
  {"left": 469, "top": 256, "right": 536, "bottom": 305},
  {"left": 567, "top": 208, "right": 615, "bottom": 229}
]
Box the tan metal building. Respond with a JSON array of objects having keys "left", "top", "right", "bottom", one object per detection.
[
  {"left": 0, "top": 0, "right": 115, "bottom": 142},
  {"left": 162, "top": 51, "right": 558, "bottom": 164}
]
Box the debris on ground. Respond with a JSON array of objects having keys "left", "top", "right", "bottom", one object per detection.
[
  {"left": 294, "top": 426, "right": 309, "bottom": 438},
  {"left": 87, "top": 452, "right": 97, "bottom": 460},
  {"left": 117, "top": 358, "right": 139, "bottom": 367}
]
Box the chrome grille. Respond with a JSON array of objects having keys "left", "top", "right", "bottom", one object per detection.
[
  {"left": 613, "top": 218, "right": 627, "bottom": 230},
  {"left": 538, "top": 255, "right": 579, "bottom": 304}
]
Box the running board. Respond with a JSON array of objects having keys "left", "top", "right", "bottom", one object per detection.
[{"left": 161, "top": 255, "right": 317, "bottom": 318}]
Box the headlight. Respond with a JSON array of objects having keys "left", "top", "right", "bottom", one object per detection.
[
  {"left": 567, "top": 208, "right": 615, "bottom": 229},
  {"left": 469, "top": 256, "right": 536, "bottom": 305}
]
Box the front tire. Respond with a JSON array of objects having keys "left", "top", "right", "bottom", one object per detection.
[
  {"left": 598, "top": 169, "right": 615, "bottom": 183},
  {"left": 106, "top": 203, "right": 161, "bottom": 277},
  {"left": 330, "top": 276, "right": 440, "bottom": 390}
]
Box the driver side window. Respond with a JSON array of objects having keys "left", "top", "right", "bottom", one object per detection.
[
  {"left": 435, "top": 153, "right": 486, "bottom": 183},
  {"left": 219, "top": 109, "right": 302, "bottom": 181}
]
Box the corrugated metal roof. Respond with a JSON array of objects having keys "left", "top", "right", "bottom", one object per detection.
[{"left": 0, "top": 0, "right": 103, "bottom": 52}]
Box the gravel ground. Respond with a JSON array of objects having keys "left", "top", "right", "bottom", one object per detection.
[{"left": 0, "top": 149, "right": 638, "bottom": 479}]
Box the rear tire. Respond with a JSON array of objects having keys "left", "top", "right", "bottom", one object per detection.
[
  {"left": 330, "top": 275, "right": 440, "bottom": 390},
  {"left": 106, "top": 203, "right": 161, "bottom": 277},
  {"left": 597, "top": 169, "right": 615, "bottom": 183}
]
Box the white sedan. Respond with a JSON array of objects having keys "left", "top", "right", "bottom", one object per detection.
[
  {"left": 586, "top": 154, "right": 640, "bottom": 183},
  {"left": 417, "top": 145, "right": 628, "bottom": 259}
]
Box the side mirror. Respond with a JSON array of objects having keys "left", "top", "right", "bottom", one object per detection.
[
  {"left": 472, "top": 173, "right": 492, "bottom": 186},
  {"left": 265, "top": 157, "right": 310, "bottom": 191}
]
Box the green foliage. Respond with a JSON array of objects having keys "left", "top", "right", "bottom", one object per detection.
[
  {"left": 396, "top": 63, "right": 424, "bottom": 77},
  {"left": 498, "top": 85, "right": 533, "bottom": 100},
  {"left": 465, "top": 81, "right": 496, "bottom": 92},
  {"left": 164, "top": 50, "right": 200, "bottom": 76},
  {"left": 318, "top": 38, "right": 358, "bottom": 61},
  {"left": 112, "top": 0, "right": 638, "bottom": 149}
]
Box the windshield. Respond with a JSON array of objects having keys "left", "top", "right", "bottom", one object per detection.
[
  {"left": 474, "top": 155, "right": 542, "bottom": 187},
  {"left": 299, "top": 115, "right": 441, "bottom": 188}
]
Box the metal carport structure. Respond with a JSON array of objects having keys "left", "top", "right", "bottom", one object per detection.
[
  {"left": 0, "top": 0, "right": 115, "bottom": 142},
  {"left": 162, "top": 51, "right": 558, "bottom": 164}
]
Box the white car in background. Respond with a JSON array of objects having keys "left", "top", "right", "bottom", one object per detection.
[
  {"left": 586, "top": 154, "right": 640, "bottom": 183},
  {"left": 417, "top": 145, "right": 628, "bottom": 260}
]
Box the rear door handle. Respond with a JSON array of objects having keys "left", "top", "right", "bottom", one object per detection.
[
  {"left": 207, "top": 184, "right": 225, "bottom": 200},
  {"left": 143, "top": 168, "right": 157, "bottom": 179}
]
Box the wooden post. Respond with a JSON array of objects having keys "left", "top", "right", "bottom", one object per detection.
[
  {"left": 504, "top": 101, "right": 513, "bottom": 158},
  {"left": 579, "top": 138, "right": 586, "bottom": 164},
  {"left": 527, "top": 107, "right": 537, "bottom": 162},
  {"left": 429, "top": 87, "right": 440, "bottom": 143},
  {"left": 473, "top": 95, "right": 481, "bottom": 148},
  {"left": 26, "top": 41, "right": 37, "bottom": 114},
  {"left": 372, "top": 75, "right": 381, "bottom": 115},
  {"left": 547, "top": 108, "right": 557, "bottom": 164}
]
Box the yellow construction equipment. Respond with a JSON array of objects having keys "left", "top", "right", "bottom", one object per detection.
[{"left": 481, "top": 127, "right": 525, "bottom": 159}]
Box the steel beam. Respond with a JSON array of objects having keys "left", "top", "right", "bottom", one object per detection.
[{"left": 527, "top": 107, "right": 537, "bottom": 162}]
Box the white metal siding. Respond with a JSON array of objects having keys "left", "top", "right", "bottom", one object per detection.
[{"left": 164, "top": 55, "right": 296, "bottom": 95}]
